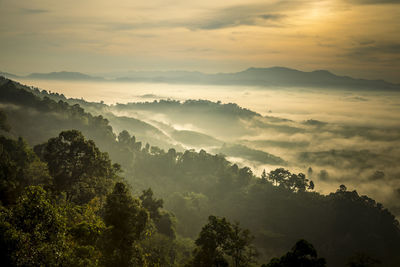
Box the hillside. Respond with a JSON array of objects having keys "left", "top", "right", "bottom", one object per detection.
[{"left": 1, "top": 77, "right": 400, "bottom": 266}]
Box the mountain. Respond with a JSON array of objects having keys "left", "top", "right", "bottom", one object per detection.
[
  {"left": 26, "top": 71, "right": 104, "bottom": 81},
  {"left": 0, "top": 71, "right": 20, "bottom": 79},
  {"left": 2, "top": 67, "right": 399, "bottom": 90},
  {"left": 114, "top": 67, "right": 400, "bottom": 90},
  {"left": 222, "top": 67, "right": 399, "bottom": 90}
]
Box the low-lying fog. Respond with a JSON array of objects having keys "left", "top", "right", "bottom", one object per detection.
[{"left": 18, "top": 79, "right": 400, "bottom": 216}]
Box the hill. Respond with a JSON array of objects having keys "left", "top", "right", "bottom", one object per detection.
[
  {"left": 3, "top": 66, "right": 399, "bottom": 90},
  {"left": 1, "top": 77, "right": 400, "bottom": 266}
]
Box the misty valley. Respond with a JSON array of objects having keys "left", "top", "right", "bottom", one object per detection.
[
  {"left": 11, "top": 77, "right": 400, "bottom": 213},
  {"left": 2, "top": 0, "right": 400, "bottom": 265},
  {"left": 0, "top": 75, "right": 400, "bottom": 266}
]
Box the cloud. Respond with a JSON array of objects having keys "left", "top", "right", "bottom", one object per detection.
[
  {"left": 184, "top": 4, "right": 287, "bottom": 30},
  {"left": 348, "top": 0, "right": 400, "bottom": 4},
  {"left": 20, "top": 8, "right": 49, "bottom": 14},
  {"left": 259, "top": 14, "right": 286, "bottom": 20},
  {"left": 344, "top": 42, "right": 400, "bottom": 63},
  {"left": 85, "top": 3, "right": 288, "bottom": 32}
]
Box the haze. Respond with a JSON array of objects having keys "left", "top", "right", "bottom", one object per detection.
[
  {"left": 13, "top": 78, "right": 400, "bottom": 218},
  {"left": 1, "top": 0, "right": 400, "bottom": 83},
  {"left": 2, "top": 0, "right": 400, "bottom": 265}
]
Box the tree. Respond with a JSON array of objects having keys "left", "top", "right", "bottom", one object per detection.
[
  {"left": 225, "top": 222, "right": 257, "bottom": 267},
  {"left": 264, "top": 239, "right": 326, "bottom": 267},
  {"left": 157, "top": 212, "right": 176, "bottom": 239},
  {"left": 0, "top": 110, "right": 10, "bottom": 132},
  {"left": 0, "top": 136, "right": 51, "bottom": 206},
  {"left": 117, "top": 130, "right": 132, "bottom": 145},
  {"left": 338, "top": 184, "right": 347, "bottom": 192},
  {"left": 237, "top": 167, "right": 253, "bottom": 187},
  {"left": 140, "top": 188, "right": 176, "bottom": 239},
  {"left": 66, "top": 197, "right": 106, "bottom": 267},
  {"left": 139, "top": 233, "right": 178, "bottom": 266},
  {"left": 101, "top": 182, "right": 149, "bottom": 267},
  {"left": 347, "top": 253, "right": 381, "bottom": 267},
  {"left": 267, "top": 168, "right": 314, "bottom": 192},
  {"left": 140, "top": 188, "right": 163, "bottom": 222},
  {"left": 261, "top": 169, "right": 267, "bottom": 184},
  {"left": 189, "top": 215, "right": 231, "bottom": 267},
  {"left": 34, "top": 130, "right": 120, "bottom": 204},
  {"left": 309, "top": 180, "right": 315, "bottom": 190},
  {"left": 0, "top": 186, "right": 68, "bottom": 266},
  {"left": 188, "top": 215, "right": 257, "bottom": 267},
  {"left": 268, "top": 168, "right": 291, "bottom": 187}
]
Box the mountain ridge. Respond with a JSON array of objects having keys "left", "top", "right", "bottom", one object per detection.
[{"left": 1, "top": 67, "right": 399, "bottom": 90}]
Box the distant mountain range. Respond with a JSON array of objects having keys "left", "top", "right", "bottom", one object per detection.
[
  {"left": 1, "top": 67, "right": 399, "bottom": 90},
  {"left": 0, "top": 71, "right": 104, "bottom": 81}
]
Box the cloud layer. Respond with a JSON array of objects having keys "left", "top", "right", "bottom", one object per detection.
[{"left": 0, "top": 0, "right": 399, "bottom": 82}]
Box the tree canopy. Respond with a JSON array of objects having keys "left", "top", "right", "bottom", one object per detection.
[
  {"left": 34, "top": 130, "right": 120, "bottom": 204},
  {"left": 264, "top": 239, "right": 326, "bottom": 267}
]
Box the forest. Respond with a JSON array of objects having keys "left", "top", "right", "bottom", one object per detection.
[{"left": 1, "top": 77, "right": 400, "bottom": 266}]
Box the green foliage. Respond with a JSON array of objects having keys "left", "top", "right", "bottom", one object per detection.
[
  {"left": 34, "top": 130, "right": 120, "bottom": 204},
  {"left": 101, "top": 182, "right": 150, "bottom": 267},
  {"left": 0, "top": 109, "right": 10, "bottom": 132},
  {"left": 139, "top": 233, "right": 179, "bottom": 266},
  {"left": 65, "top": 198, "right": 105, "bottom": 266},
  {"left": 264, "top": 239, "right": 326, "bottom": 267},
  {"left": 140, "top": 188, "right": 163, "bottom": 222},
  {"left": 267, "top": 168, "right": 314, "bottom": 192},
  {"left": 0, "top": 136, "right": 51, "bottom": 205},
  {"left": 166, "top": 192, "right": 210, "bottom": 238},
  {"left": 0, "top": 79, "right": 116, "bottom": 147},
  {"left": 1, "top": 78, "right": 400, "bottom": 266},
  {"left": 188, "top": 215, "right": 257, "bottom": 267},
  {"left": 157, "top": 212, "right": 177, "bottom": 239},
  {"left": 0, "top": 186, "right": 68, "bottom": 266},
  {"left": 140, "top": 188, "right": 177, "bottom": 239},
  {"left": 226, "top": 222, "right": 258, "bottom": 267}
]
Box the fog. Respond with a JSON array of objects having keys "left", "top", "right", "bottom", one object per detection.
[
  {"left": 17, "top": 78, "right": 400, "bottom": 216},
  {"left": 20, "top": 79, "right": 400, "bottom": 123}
]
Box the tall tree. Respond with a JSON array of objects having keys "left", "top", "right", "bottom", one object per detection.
[
  {"left": 261, "top": 169, "right": 267, "bottom": 184},
  {"left": 101, "top": 182, "right": 149, "bottom": 267},
  {"left": 34, "top": 130, "right": 120, "bottom": 204},
  {"left": 225, "top": 222, "right": 257, "bottom": 267},
  {"left": 140, "top": 188, "right": 176, "bottom": 239},
  {"left": 188, "top": 215, "right": 256, "bottom": 267}
]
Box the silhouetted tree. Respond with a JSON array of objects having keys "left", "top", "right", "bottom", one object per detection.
[
  {"left": 347, "top": 253, "right": 381, "bottom": 267},
  {"left": 339, "top": 184, "right": 347, "bottom": 192},
  {"left": 261, "top": 169, "right": 267, "bottom": 184},
  {"left": 264, "top": 239, "right": 326, "bottom": 267},
  {"left": 117, "top": 130, "right": 131, "bottom": 145},
  {"left": 307, "top": 167, "right": 313, "bottom": 178}
]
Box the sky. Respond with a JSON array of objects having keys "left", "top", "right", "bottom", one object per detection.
[{"left": 0, "top": 0, "right": 399, "bottom": 82}]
